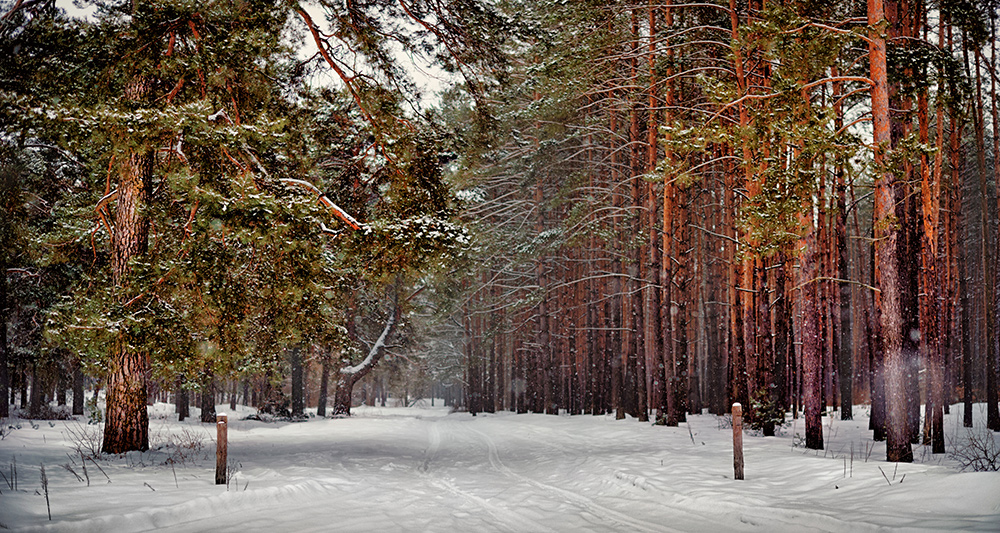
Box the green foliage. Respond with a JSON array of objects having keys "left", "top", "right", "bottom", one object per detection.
[
  {"left": 747, "top": 388, "right": 787, "bottom": 434},
  {"left": 1, "top": 0, "right": 500, "bottom": 407}
]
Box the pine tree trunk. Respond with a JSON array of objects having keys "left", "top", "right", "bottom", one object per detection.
[
  {"left": 836, "top": 175, "right": 853, "bottom": 420},
  {"left": 951, "top": 81, "right": 974, "bottom": 428},
  {"left": 290, "top": 347, "right": 304, "bottom": 418},
  {"left": 56, "top": 357, "right": 68, "bottom": 406},
  {"left": 902, "top": 194, "right": 922, "bottom": 444},
  {"left": 333, "top": 373, "right": 354, "bottom": 416},
  {"left": 317, "top": 351, "right": 330, "bottom": 417},
  {"left": 991, "top": 13, "right": 1000, "bottom": 434},
  {"left": 970, "top": 33, "right": 997, "bottom": 432},
  {"left": 102, "top": 74, "right": 153, "bottom": 454},
  {"left": 200, "top": 373, "right": 216, "bottom": 423},
  {"left": 660, "top": 0, "right": 679, "bottom": 426},
  {"left": 72, "top": 360, "right": 84, "bottom": 416},
  {"left": 918, "top": 84, "right": 944, "bottom": 452},
  {"left": 0, "top": 257, "right": 8, "bottom": 419},
  {"left": 757, "top": 256, "right": 774, "bottom": 435},
  {"left": 29, "top": 364, "right": 44, "bottom": 418},
  {"left": 675, "top": 187, "right": 690, "bottom": 423},
  {"left": 103, "top": 333, "right": 151, "bottom": 452},
  {"left": 333, "top": 289, "right": 399, "bottom": 416},
  {"left": 800, "top": 211, "right": 823, "bottom": 450},
  {"left": 175, "top": 378, "right": 188, "bottom": 422},
  {"left": 773, "top": 252, "right": 790, "bottom": 412},
  {"left": 870, "top": 0, "right": 911, "bottom": 462}
]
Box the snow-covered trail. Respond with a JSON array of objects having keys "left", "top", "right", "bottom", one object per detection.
[{"left": 1, "top": 404, "right": 998, "bottom": 532}]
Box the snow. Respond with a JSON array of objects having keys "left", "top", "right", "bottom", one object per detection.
[
  {"left": 340, "top": 312, "right": 395, "bottom": 375},
  {"left": 1, "top": 402, "right": 998, "bottom": 532}
]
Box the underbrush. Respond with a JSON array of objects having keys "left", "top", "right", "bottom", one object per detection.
[
  {"left": 62, "top": 420, "right": 211, "bottom": 466},
  {"left": 948, "top": 426, "right": 1000, "bottom": 472}
]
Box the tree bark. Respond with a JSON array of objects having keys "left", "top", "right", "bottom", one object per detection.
[
  {"left": 643, "top": 0, "right": 660, "bottom": 425},
  {"left": 991, "top": 11, "right": 1000, "bottom": 434},
  {"left": 175, "top": 378, "right": 188, "bottom": 422},
  {"left": 290, "top": 347, "right": 305, "bottom": 418},
  {"left": 200, "top": 372, "right": 216, "bottom": 423},
  {"left": 869, "top": 0, "right": 912, "bottom": 462},
  {"left": 332, "top": 288, "right": 400, "bottom": 416},
  {"left": 72, "top": 360, "right": 84, "bottom": 416},
  {"left": 29, "top": 363, "right": 44, "bottom": 418},
  {"left": 800, "top": 206, "right": 823, "bottom": 450},
  {"left": 918, "top": 79, "right": 944, "bottom": 451},
  {"left": 0, "top": 257, "right": 8, "bottom": 419},
  {"left": 833, "top": 67, "right": 853, "bottom": 420},
  {"left": 317, "top": 349, "right": 330, "bottom": 417},
  {"left": 102, "top": 73, "right": 153, "bottom": 454}
]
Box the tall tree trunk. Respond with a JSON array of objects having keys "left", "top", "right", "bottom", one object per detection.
[
  {"left": 333, "top": 287, "right": 400, "bottom": 416},
  {"left": 333, "top": 373, "right": 355, "bottom": 417},
  {"left": 991, "top": 11, "right": 1000, "bottom": 434},
  {"left": 970, "top": 32, "right": 996, "bottom": 431},
  {"left": 800, "top": 209, "right": 823, "bottom": 450},
  {"left": 918, "top": 78, "right": 944, "bottom": 452},
  {"left": 317, "top": 350, "right": 330, "bottom": 417},
  {"left": 175, "top": 378, "right": 188, "bottom": 422},
  {"left": 102, "top": 74, "right": 153, "bottom": 454},
  {"left": 869, "top": 0, "right": 912, "bottom": 462},
  {"left": 0, "top": 257, "right": 8, "bottom": 419},
  {"left": 833, "top": 67, "right": 853, "bottom": 420},
  {"left": 72, "top": 359, "right": 84, "bottom": 416},
  {"left": 949, "top": 70, "right": 974, "bottom": 429},
  {"left": 29, "top": 364, "right": 44, "bottom": 418},
  {"left": 290, "top": 347, "right": 304, "bottom": 418},
  {"left": 200, "top": 372, "right": 216, "bottom": 423},
  {"left": 644, "top": 0, "right": 661, "bottom": 425},
  {"left": 675, "top": 186, "right": 690, "bottom": 423},
  {"left": 773, "top": 252, "right": 790, "bottom": 413},
  {"left": 661, "top": 0, "right": 680, "bottom": 426}
]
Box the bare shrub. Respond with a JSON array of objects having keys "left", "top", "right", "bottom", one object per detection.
[
  {"left": 63, "top": 421, "right": 103, "bottom": 459},
  {"left": 159, "top": 427, "right": 209, "bottom": 465},
  {"left": 0, "top": 421, "right": 19, "bottom": 440},
  {"left": 949, "top": 427, "right": 1000, "bottom": 472}
]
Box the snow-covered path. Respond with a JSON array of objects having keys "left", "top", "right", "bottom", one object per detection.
[{"left": 1, "top": 404, "right": 998, "bottom": 532}]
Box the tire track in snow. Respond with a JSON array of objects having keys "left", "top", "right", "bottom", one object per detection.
[
  {"left": 465, "top": 425, "right": 683, "bottom": 533},
  {"left": 419, "top": 419, "right": 442, "bottom": 472},
  {"left": 419, "top": 420, "right": 556, "bottom": 533},
  {"left": 428, "top": 477, "right": 558, "bottom": 533}
]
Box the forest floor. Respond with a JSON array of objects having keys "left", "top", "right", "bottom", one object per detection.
[{"left": 0, "top": 400, "right": 998, "bottom": 532}]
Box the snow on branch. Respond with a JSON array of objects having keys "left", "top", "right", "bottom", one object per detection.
[
  {"left": 279, "top": 178, "right": 364, "bottom": 231},
  {"left": 206, "top": 108, "right": 365, "bottom": 232},
  {"left": 340, "top": 308, "right": 396, "bottom": 376}
]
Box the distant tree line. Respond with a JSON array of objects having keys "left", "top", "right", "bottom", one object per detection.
[{"left": 447, "top": 0, "right": 999, "bottom": 462}]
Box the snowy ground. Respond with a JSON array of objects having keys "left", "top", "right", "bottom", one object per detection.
[{"left": 1, "top": 401, "right": 998, "bottom": 532}]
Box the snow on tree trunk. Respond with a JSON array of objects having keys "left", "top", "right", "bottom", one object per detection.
[{"left": 334, "top": 291, "right": 400, "bottom": 416}]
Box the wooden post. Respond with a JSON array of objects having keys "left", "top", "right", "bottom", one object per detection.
[
  {"left": 215, "top": 413, "right": 227, "bottom": 485},
  {"left": 733, "top": 402, "right": 744, "bottom": 480}
]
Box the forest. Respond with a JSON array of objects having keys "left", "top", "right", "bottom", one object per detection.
[{"left": 0, "top": 0, "right": 998, "bottom": 470}]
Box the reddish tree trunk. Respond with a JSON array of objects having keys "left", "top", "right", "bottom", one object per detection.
[
  {"left": 800, "top": 222, "right": 823, "bottom": 451},
  {"left": 869, "top": 0, "right": 912, "bottom": 462},
  {"left": 102, "top": 79, "right": 153, "bottom": 453}
]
